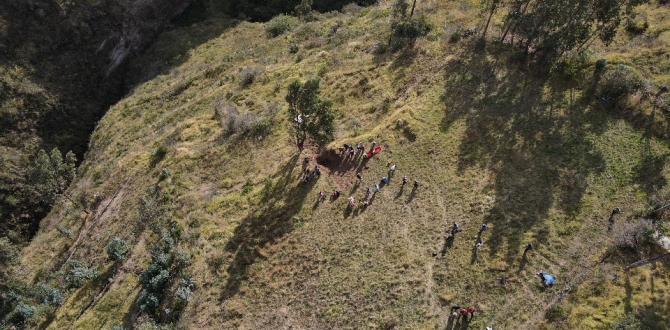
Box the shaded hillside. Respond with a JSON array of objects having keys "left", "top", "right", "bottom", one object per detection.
[{"left": 4, "top": 0, "right": 670, "bottom": 329}]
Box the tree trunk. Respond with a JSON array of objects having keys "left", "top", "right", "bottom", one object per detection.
[{"left": 482, "top": 1, "right": 498, "bottom": 40}]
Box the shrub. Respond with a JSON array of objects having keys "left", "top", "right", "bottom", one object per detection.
[
  {"left": 214, "top": 100, "right": 274, "bottom": 140},
  {"left": 238, "top": 67, "right": 263, "bottom": 87},
  {"left": 36, "top": 284, "right": 64, "bottom": 307},
  {"left": 150, "top": 146, "right": 168, "bottom": 167},
  {"left": 626, "top": 16, "right": 648, "bottom": 35},
  {"left": 266, "top": 15, "right": 299, "bottom": 38},
  {"left": 614, "top": 314, "right": 642, "bottom": 329},
  {"left": 449, "top": 30, "right": 461, "bottom": 43},
  {"left": 545, "top": 305, "right": 567, "bottom": 322},
  {"left": 64, "top": 260, "right": 100, "bottom": 288},
  {"left": 390, "top": 15, "right": 432, "bottom": 51},
  {"left": 595, "top": 59, "right": 608, "bottom": 73},
  {"left": 288, "top": 43, "right": 299, "bottom": 54},
  {"left": 598, "top": 65, "right": 645, "bottom": 104},
  {"left": 106, "top": 237, "right": 130, "bottom": 263},
  {"left": 6, "top": 302, "right": 34, "bottom": 326},
  {"left": 612, "top": 218, "right": 655, "bottom": 252}
]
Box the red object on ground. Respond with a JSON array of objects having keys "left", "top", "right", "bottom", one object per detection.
[{"left": 367, "top": 146, "right": 383, "bottom": 158}]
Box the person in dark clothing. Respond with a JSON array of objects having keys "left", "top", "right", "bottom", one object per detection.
[
  {"left": 523, "top": 243, "right": 533, "bottom": 255},
  {"left": 402, "top": 176, "right": 408, "bottom": 185},
  {"left": 332, "top": 190, "right": 341, "bottom": 200},
  {"left": 451, "top": 222, "right": 461, "bottom": 235},
  {"left": 413, "top": 180, "right": 419, "bottom": 189}
]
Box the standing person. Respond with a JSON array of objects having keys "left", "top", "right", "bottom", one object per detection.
[
  {"left": 413, "top": 180, "right": 419, "bottom": 189},
  {"left": 315, "top": 165, "right": 321, "bottom": 177},
  {"left": 356, "top": 173, "right": 363, "bottom": 181},
  {"left": 332, "top": 190, "right": 341, "bottom": 200},
  {"left": 480, "top": 223, "right": 488, "bottom": 233},
  {"left": 302, "top": 157, "right": 310, "bottom": 172},
  {"left": 357, "top": 142, "right": 365, "bottom": 156},
  {"left": 451, "top": 222, "right": 461, "bottom": 235},
  {"left": 476, "top": 237, "right": 484, "bottom": 250},
  {"left": 318, "top": 191, "right": 326, "bottom": 202},
  {"left": 402, "top": 176, "right": 408, "bottom": 186},
  {"left": 381, "top": 176, "right": 389, "bottom": 185},
  {"left": 370, "top": 141, "right": 377, "bottom": 152},
  {"left": 523, "top": 243, "right": 533, "bottom": 255},
  {"left": 375, "top": 183, "right": 381, "bottom": 193},
  {"left": 450, "top": 305, "right": 461, "bottom": 319},
  {"left": 348, "top": 196, "right": 356, "bottom": 208},
  {"left": 389, "top": 163, "right": 397, "bottom": 175}
]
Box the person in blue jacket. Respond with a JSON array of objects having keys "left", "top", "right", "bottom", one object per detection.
[{"left": 537, "top": 271, "right": 556, "bottom": 288}]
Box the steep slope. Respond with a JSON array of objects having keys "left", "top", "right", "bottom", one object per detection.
[{"left": 13, "top": 1, "right": 670, "bottom": 329}]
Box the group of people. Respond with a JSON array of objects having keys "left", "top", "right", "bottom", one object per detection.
[
  {"left": 310, "top": 142, "right": 420, "bottom": 211},
  {"left": 339, "top": 142, "right": 367, "bottom": 161},
  {"left": 302, "top": 157, "right": 322, "bottom": 183},
  {"left": 450, "top": 305, "right": 477, "bottom": 322}
]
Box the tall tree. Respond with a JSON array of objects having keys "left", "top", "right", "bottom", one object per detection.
[
  {"left": 484, "top": 0, "right": 649, "bottom": 62},
  {"left": 286, "top": 79, "right": 335, "bottom": 151}
]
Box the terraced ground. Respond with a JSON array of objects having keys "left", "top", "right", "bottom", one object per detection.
[{"left": 14, "top": 0, "right": 670, "bottom": 329}]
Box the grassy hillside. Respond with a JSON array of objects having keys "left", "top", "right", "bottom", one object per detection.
[{"left": 12, "top": 0, "right": 670, "bottom": 329}]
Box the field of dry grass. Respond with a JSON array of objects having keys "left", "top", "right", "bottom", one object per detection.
[{"left": 13, "top": 0, "right": 670, "bottom": 329}]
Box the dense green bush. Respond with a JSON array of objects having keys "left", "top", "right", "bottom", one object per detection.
[
  {"left": 36, "top": 284, "right": 64, "bottom": 307},
  {"left": 266, "top": 15, "right": 299, "bottom": 38},
  {"left": 137, "top": 186, "right": 192, "bottom": 323},
  {"left": 64, "top": 260, "right": 100, "bottom": 288},
  {"left": 388, "top": 0, "right": 432, "bottom": 51},
  {"left": 106, "top": 237, "right": 130, "bottom": 264}
]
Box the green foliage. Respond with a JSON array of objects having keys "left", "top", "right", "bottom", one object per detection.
[
  {"left": 4, "top": 302, "right": 35, "bottom": 327},
  {"left": 151, "top": 146, "right": 168, "bottom": 167},
  {"left": 597, "top": 64, "right": 646, "bottom": 104},
  {"left": 614, "top": 313, "right": 643, "bottom": 329},
  {"left": 545, "top": 304, "right": 567, "bottom": 322},
  {"left": 106, "top": 237, "right": 130, "bottom": 264},
  {"left": 285, "top": 79, "right": 335, "bottom": 149},
  {"left": 495, "top": 0, "right": 649, "bottom": 62},
  {"left": 26, "top": 148, "right": 77, "bottom": 215},
  {"left": 389, "top": 0, "right": 431, "bottom": 51},
  {"left": 63, "top": 260, "right": 100, "bottom": 289},
  {"left": 626, "top": 15, "right": 648, "bottom": 34},
  {"left": 36, "top": 284, "right": 64, "bottom": 307},
  {"left": 266, "top": 15, "right": 300, "bottom": 38},
  {"left": 137, "top": 188, "right": 193, "bottom": 323},
  {"left": 294, "top": 0, "right": 313, "bottom": 17}
]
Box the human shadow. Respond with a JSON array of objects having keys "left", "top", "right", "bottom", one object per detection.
[
  {"left": 441, "top": 44, "right": 608, "bottom": 264},
  {"left": 406, "top": 185, "right": 418, "bottom": 203},
  {"left": 395, "top": 184, "right": 406, "bottom": 200},
  {"left": 220, "top": 154, "right": 313, "bottom": 301},
  {"left": 436, "top": 235, "right": 455, "bottom": 258}
]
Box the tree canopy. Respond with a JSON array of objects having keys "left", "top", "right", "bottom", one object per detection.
[{"left": 286, "top": 79, "right": 335, "bottom": 150}]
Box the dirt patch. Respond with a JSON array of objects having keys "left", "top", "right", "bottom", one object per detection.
[{"left": 316, "top": 148, "right": 372, "bottom": 190}]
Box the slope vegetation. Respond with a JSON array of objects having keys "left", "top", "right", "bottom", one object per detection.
[{"left": 14, "top": 1, "right": 670, "bottom": 329}]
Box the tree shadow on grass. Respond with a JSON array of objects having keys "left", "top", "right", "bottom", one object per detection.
[
  {"left": 441, "top": 45, "right": 608, "bottom": 264},
  {"left": 220, "top": 154, "right": 314, "bottom": 301}
]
